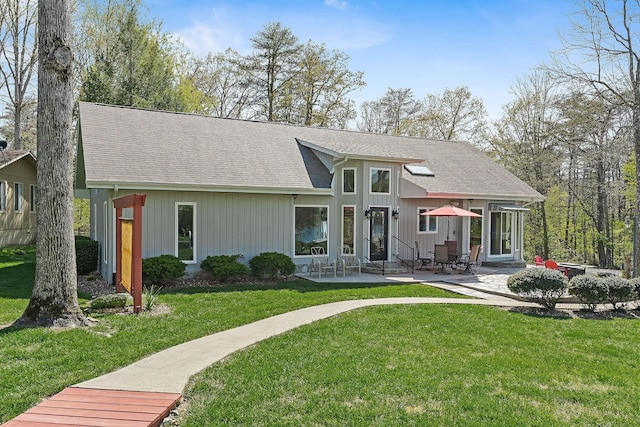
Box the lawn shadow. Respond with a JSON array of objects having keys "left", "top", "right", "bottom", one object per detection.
[
  {"left": 0, "top": 263, "right": 35, "bottom": 299},
  {"left": 161, "top": 279, "right": 408, "bottom": 296},
  {"left": 507, "top": 306, "right": 574, "bottom": 320}
]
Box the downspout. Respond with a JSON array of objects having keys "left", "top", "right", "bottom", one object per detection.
[{"left": 330, "top": 157, "right": 349, "bottom": 174}]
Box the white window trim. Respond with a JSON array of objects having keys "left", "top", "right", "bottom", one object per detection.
[
  {"left": 417, "top": 207, "right": 438, "bottom": 234},
  {"left": 293, "top": 204, "right": 330, "bottom": 258},
  {"left": 29, "top": 185, "right": 36, "bottom": 212},
  {"left": 175, "top": 202, "right": 197, "bottom": 264},
  {"left": 469, "top": 207, "right": 484, "bottom": 249},
  {"left": 14, "top": 182, "right": 24, "bottom": 213},
  {"left": 342, "top": 167, "right": 356, "bottom": 195},
  {"left": 341, "top": 205, "right": 356, "bottom": 255},
  {"left": 103, "top": 201, "right": 108, "bottom": 264},
  {"left": 369, "top": 167, "right": 391, "bottom": 195}
]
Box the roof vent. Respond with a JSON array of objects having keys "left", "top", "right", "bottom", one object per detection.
[{"left": 404, "top": 164, "right": 435, "bottom": 177}]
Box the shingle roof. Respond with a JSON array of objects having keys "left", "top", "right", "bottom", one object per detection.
[
  {"left": 77, "top": 102, "right": 542, "bottom": 200},
  {"left": 0, "top": 150, "right": 36, "bottom": 170}
]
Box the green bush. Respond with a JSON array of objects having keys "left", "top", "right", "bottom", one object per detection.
[
  {"left": 75, "top": 236, "right": 99, "bottom": 275},
  {"left": 568, "top": 275, "right": 608, "bottom": 312},
  {"left": 630, "top": 278, "right": 640, "bottom": 308},
  {"left": 507, "top": 268, "right": 568, "bottom": 310},
  {"left": 200, "top": 255, "right": 248, "bottom": 281},
  {"left": 603, "top": 276, "right": 634, "bottom": 310},
  {"left": 142, "top": 254, "right": 186, "bottom": 284},
  {"left": 91, "top": 293, "right": 130, "bottom": 309},
  {"left": 249, "top": 252, "right": 296, "bottom": 279}
]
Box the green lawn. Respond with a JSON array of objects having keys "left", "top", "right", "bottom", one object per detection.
[
  {"left": 0, "top": 247, "right": 456, "bottom": 422},
  {"left": 2, "top": 247, "right": 640, "bottom": 425},
  {"left": 179, "top": 304, "right": 640, "bottom": 426}
]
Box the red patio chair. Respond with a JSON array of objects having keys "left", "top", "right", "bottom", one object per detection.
[
  {"left": 545, "top": 259, "right": 568, "bottom": 277},
  {"left": 534, "top": 255, "right": 544, "bottom": 267}
]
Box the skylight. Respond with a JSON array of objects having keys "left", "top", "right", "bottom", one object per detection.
[{"left": 404, "top": 164, "right": 435, "bottom": 177}]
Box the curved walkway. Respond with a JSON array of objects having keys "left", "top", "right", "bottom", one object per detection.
[{"left": 76, "top": 296, "right": 534, "bottom": 394}]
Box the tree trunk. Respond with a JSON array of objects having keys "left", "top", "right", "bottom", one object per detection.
[{"left": 16, "top": 0, "right": 91, "bottom": 328}]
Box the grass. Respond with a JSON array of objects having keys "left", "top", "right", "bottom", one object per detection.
[
  {"left": 3, "top": 247, "right": 640, "bottom": 425},
  {"left": 0, "top": 247, "right": 457, "bottom": 422},
  {"left": 180, "top": 305, "right": 640, "bottom": 426}
]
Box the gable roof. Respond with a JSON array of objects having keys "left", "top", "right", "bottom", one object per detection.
[
  {"left": 76, "top": 102, "right": 542, "bottom": 201},
  {"left": 0, "top": 150, "right": 36, "bottom": 171}
]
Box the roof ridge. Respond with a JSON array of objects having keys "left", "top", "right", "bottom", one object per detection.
[{"left": 79, "top": 102, "right": 467, "bottom": 145}]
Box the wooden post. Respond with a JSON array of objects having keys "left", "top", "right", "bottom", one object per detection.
[{"left": 113, "top": 194, "right": 146, "bottom": 313}]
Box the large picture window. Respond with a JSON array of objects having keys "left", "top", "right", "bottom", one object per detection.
[
  {"left": 370, "top": 168, "right": 390, "bottom": 194},
  {"left": 295, "top": 206, "right": 328, "bottom": 256},
  {"left": 342, "top": 168, "right": 355, "bottom": 194},
  {"left": 418, "top": 208, "right": 437, "bottom": 233},
  {"left": 176, "top": 203, "right": 196, "bottom": 263},
  {"left": 342, "top": 206, "right": 355, "bottom": 255}
]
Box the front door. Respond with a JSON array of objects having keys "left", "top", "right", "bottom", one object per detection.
[{"left": 369, "top": 207, "right": 388, "bottom": 261}]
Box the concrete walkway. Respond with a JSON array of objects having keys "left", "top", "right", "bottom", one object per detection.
[
  {"left": 5, "top": 268, "right": 585, "bottom": 427},
  {"left": 75, "top": 296, "right": 535, "bottom": 394}
]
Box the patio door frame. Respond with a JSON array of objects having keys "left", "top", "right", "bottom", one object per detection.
[{"left": 368, "top": 207, "right": 389, "bottom": 261}]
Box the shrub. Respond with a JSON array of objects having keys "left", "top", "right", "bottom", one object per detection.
[
  {"left": 507, "top": 268, "right": 568, "bottom": 310},
  {"left": 200, "top": 255, "right": 248, "bottom": 281},
  {"left": 75, "top": 236, "right": 99, "bottom": 275},
  {"left": 568, "top": 275, "right": 607, "bottom": 312},
  {"left": 603, "top": 276, "right": 634, "bottom": 310},
  {"left": 142, "top": 254, "right": 186, "bottom": 284},
  {"left": 91, "top": 293, "right": 130, "bottom": 309},
  {"left": 630, "top": 278, "right": 640, "bottom": 309},
  {"left": 249, "top": 252, "right": 296, "bottom": 279}
]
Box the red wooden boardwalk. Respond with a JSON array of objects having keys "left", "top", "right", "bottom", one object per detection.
[{"left": 2, "top": 387, "right": 181, "bottom": 427}]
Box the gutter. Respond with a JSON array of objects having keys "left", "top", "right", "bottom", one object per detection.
[{"left": 331, "top": 157, "right": 349, "bottom": 174}]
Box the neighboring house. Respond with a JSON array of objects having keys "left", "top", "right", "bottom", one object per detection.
[
  {"left": 0, "top": 150, "right": 37, "bottom": 247},
  {"left": 75, "top": 102, "right": 544, "bottom": 283}
]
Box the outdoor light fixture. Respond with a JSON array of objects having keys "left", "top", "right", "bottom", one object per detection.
[
  {"left": 392, "top": 209, "right": 399, "bottom": 219},
  {"left": 364, "top": 209, "right": 371, "bottom": 219}
]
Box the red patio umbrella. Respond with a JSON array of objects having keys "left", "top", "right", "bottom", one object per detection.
[{"left": 420, "top": 205, "right": 482, "bottom": 240}]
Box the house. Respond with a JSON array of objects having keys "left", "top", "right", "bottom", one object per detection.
[
  {"left": 0, "top": 149, "right": 37, "bottom": 247},
  {"left": 75, "top": 102, "right": 543, "bottom": 283}
]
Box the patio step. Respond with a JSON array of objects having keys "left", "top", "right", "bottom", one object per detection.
[{"left": 362, "top": 262, "right": 410, "bottom": 275}]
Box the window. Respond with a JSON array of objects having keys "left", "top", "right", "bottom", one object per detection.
[
  {"left": 470, "top": 208, "right": 483, "bottom": 248},
  {"left": 103, "top": 202, "right": 108, "bottom": 263},
  {"left": 342, "top": 206, "right": 355, "bottom": 255},
  {"left": 176, "top": 203, "right": 196, "bottom": 263},
  {"left": 342, "top": 168, "right": 356, "bottom": 194},
  {"left": 30, "top": 185, "right": 36, "bottom": 212},
  {"left": 294, "top": 206, "right": 328, "bottom": 256},
  {"left": 418, "top": 208, "right": 437, "bottom": 233},
  {"left": 370, "top": 168, "right": 390, "bottom": 194},
  {"left": 14, "top": 183, "right": 24, "bottom": 212},
  {"left": 0, "top": 181, "right": 5, "bottom": 212}
]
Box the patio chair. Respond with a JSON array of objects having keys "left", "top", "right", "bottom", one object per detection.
[
  {"left": 338, "top": 245, "right": 361, "bottom": 277},
  {"left": 544, "top": 259, "right": 568, "bottom": 277},
  {"left": 415, "top": 241, "right": 433, "bottom": 270},
  {"left": 458, "top": 244, "right": 481, "bottom": 274},
  {"left": 309, "top": 246, "right": 336, "bottom": 278},
  {"left": 434, "top": 244, "right": 450, "bottom": 274},
  {"left": 445, "top": 240, "right": 458, "bottom": 263},
  {"left": 534, "top": 255, "right": 544, "bottom": 267}
]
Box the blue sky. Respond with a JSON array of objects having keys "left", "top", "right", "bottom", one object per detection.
[{"left": 146, "top": 0, "right": 575, "bottom": 121}]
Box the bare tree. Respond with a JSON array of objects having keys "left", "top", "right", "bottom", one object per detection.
[
  {"left": 551, "top": 0, "right": 640, "bottom": 274},
  {"left": 0, "top": 0, "right": 38, "bottom": 151},
  {"left": 413, "top": 86, "right": 488, "bottom": 145},
  {"left": 17, "top": 0, "right": 91, "bottom": 327},
  {"left": 358, "top": 87, "right": 421, "bottom": 135}
]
